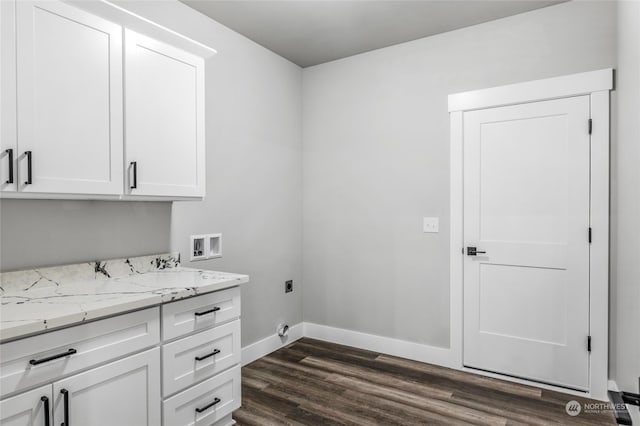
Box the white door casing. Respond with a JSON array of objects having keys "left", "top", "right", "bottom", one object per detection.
[
  {"left": 449, "top": 68, "right": 612, "bottom": 400},
  {"left": 462, "top": 96, "right": 591, "bottom": 390},
  {"left": 16, "top": 0, "right": 123, "bottom": 195}
]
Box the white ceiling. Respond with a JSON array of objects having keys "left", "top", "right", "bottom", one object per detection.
[{"left": 180, "top": 0, "right": 565, "bottom": 68}]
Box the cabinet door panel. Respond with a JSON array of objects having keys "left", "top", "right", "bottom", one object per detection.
[
  {"left": 0, "top": 385, "right": 51, "bottom": 426},
  {"left": 16, "top": 0, "right": 123, "bottom": 194},
  {"left": 1, "top": 0, "right": 17, "bottom": 192},
  {"left": 53, "top": 348, "right": 160, "bottom": 426},
  {"left": 125, "top": 29, "right": 205, "bottom": 197}
]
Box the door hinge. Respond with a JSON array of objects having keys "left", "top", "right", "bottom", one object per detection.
[
  {"left": 588, "top": 336, "right": 592, "bottom": 352},
  {"left": 588, "top": 118, "right": 593, "bottom": 135},
  {"left": 589, "top": 227, "right": 592, "bottom": 243}
]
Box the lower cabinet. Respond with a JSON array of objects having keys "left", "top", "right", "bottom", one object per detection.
[
  {"left": 0, "top": 349, "right": 160, "bottom": 426},
  {"left": 0, "top": 385, "right": 49, "bottom": 426},
  {"left": 53, "top": 348, "right": 160, "bottom": 426},
  {"left": 0, "top": 287, "right": 242, "bottom": 426}
]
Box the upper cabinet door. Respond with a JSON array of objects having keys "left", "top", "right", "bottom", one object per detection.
[
  {"left": 1, "top": 0, "right": 17, "bottom": 192},
  {"left": 16, "top": 0, "right": 123, "bottom": 195},
  {"left": 124, "top": 29, "right": 205, "bottom": 198}
]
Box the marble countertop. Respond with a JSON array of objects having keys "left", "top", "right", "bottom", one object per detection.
[{"left": 0, "top": 253, "right": 249, "bottom": 342}]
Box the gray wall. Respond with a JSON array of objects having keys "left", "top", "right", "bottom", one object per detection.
[
  {"left": 612, "top": 0, "right": 640, "bottom": 396},
  {"left": 0, "top": 200, "right": 171, "bottom": 271},
  {"left": 302, "top": 1, "right": 616, "bottom": 348},
  {"left": 112, "top": 1, "right": 304, "bottom": 346},
  {"left": 0, "top": 1, "right": 303, "bottom": 347}
]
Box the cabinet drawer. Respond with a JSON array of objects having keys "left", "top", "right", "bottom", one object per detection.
[
  {"left": 163, "top": 319, "right": 240, "bottom": 396},
  {"left": 163, "top": 364, "right": 241, "bottom": 426},
  {"left": 162, "top": 287, "right": 240, "bottom": 341},
  {"left": 0, "top": 307, "right": 159, "bottom": 397}
]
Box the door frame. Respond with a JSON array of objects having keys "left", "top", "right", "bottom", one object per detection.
[{"left": 448, "top": 68, "right": 613, "bottom": 400}]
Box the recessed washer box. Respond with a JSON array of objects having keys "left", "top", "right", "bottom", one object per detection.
[{"left": 190, "top": 234, "right": 222, "bottom": 261}]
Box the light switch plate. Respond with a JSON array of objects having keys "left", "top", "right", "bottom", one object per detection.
[{"left": 423, "top": 217, "right": 439, "bottom": 233}]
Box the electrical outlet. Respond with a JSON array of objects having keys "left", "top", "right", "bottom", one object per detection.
[
  {"left": 285, "top": 280, "right": 293, "bottom": 293},
  {"left": 423, "top": 217, "right": 439, "bottom": 233}
]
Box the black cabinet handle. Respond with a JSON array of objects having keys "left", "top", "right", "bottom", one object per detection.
[
  {"left": 24, "top": 151, "right": 32, "bottom": 185},
  {"left": 194, "top": 306, "right": 220, "bottom": 317},
  {"left": 195, "top": 349, "right": 221, "bottom": 361},
  {"left": 5, "top": 149, "right": 13, "bottom": 184},
  {"left": 195, "top": 397, "right": 221, "bottom": 413},
  {"left": 29, "top": 349, "right": 77, "bottom": 366},
  {"left": 60, "top": 389, "right": 69, "bottom": 426},
  {"left": 130, "top": 161, "right": 137, "bottom": 189},
  {"left": 41, "top": 396, "right": 50, "bottom": 426}
]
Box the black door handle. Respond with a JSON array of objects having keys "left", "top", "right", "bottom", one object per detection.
[
  {"left": 195, "top": 397, "right": 221, "bottom": 413},
  {"left": 41, "top": 396, "right": 50, "bottom": 426},
  {"left": 29, "top": 349, "right": 77, "bottom": 366},
  {"left": 466, "top": 247, "right": 486, "bottom": 256},
  {"left": 60, "top": 389, "right": 69, "bottom": 426},
  {"left": 5, "top": 149, "right": 13, "bottom": 184},
  {"left": 194, "top": 306, "right": 220, "bottom": 317},
  {"left": 130, "top": 161, "right": 137, "bottom": 189},
  {"left": 24, "top": 151, "right": 32, "bottom": 185},
  {"left": 195, "top": 349, "right": 221, "bottom": 361}
]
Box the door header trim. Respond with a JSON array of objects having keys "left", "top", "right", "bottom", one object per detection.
[{"left": 448, "top": 68, "right": 613, "bottom": 112}]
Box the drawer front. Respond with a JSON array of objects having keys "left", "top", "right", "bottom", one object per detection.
[
  {"left": 162, "top": 287, "right": 240, "bottom": 341},
  {"left": 163, "top": 365, "right": 241, "bottom": 426},
  {"left": 163, "top": 319, "right": 241, "bottom": 397},
  {"left": 0, "top": 307, "right": 160, "bottom": 397}
]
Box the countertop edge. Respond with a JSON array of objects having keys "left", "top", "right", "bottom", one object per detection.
[{"left": 0, "top": 275, "right": 249, "bottom": 343}]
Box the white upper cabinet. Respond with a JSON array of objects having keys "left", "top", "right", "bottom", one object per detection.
[
  {"left": 124, "top": 29, "right": 206, "bottom": 198},
  {"left": 0, "top": 0, "right": 213, "bottom": 200},
  {"left": 16, "top": 0, "right": 123, "bottom": 195},
  {"left": 1, "top": 0, "right": 17, "bottom": 192}
]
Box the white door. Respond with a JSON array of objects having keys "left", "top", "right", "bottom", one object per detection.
[
  {"left": 463, "top": 96, "right": 591, "bottom": 390},
  {"left": 0, "top": 385, "right": 51, "bottom": 426},
  {"left": 16, "top": 0, "right": 123, "bottom": 195},
  {"left": 52, "top": 348, "right": 161, "bottom": 426},
  {"left": 124, "top": 29, "right": 205, "bottom": 198}
]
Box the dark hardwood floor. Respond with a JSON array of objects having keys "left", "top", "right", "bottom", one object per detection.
[{"left": 233, "top": 338, "right": 616, "bottom": 425}]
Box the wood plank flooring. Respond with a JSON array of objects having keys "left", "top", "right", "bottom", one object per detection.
[{"left": 233, "top": 338, "right": 616, "bottom": 425}]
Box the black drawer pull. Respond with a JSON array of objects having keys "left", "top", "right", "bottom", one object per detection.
[
  {"left": 5, "top": 149, "right": 13, "bottom": 184},
  {"left": 194, "top": 306, "right": 220, "bottom": 317},
  {"left": 60, "top": 388, "right": 69, "bottom": 426},
  {"left": 41, "top": 396, "right": 50, "bottom": 426},
  {"left": 195, "top": 397, "right": 221, "bottom": 413},
  {"left": 29, "top": 349, "right": 77, "bottom": 366},
  {"left": 24, "top": 151, "right": 32, "bottom": 185},
  {"left": 195, "top": 349, "right": 221, "bottom": 361}
]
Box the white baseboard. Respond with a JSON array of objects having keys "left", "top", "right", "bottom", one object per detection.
[
  {"left": 241, "top": 323, "right": 303, "bottom": 366},
  {"left": 303, "top": 322, "right": 456, "bottom": 369},
  {"left": 609, "top": 380, "right": 640, "bottom": 424}
]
